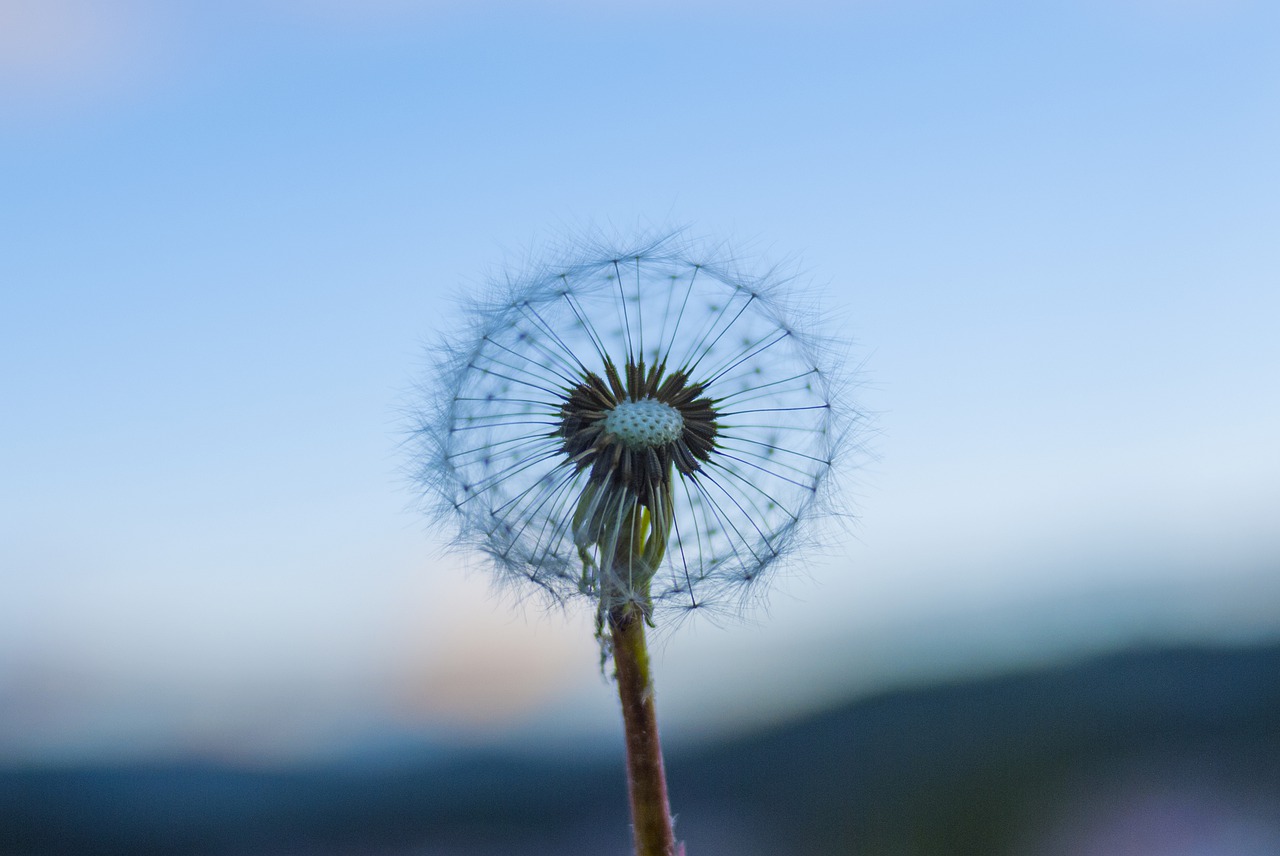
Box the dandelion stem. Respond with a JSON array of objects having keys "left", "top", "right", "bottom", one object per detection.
[{"left": 610, "top": 606, "right": 678, "bottom": 856}]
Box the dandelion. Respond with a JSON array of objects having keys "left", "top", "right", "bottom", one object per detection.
[{"left": 415, "top": 232, "right": 852, "bottom": 856}]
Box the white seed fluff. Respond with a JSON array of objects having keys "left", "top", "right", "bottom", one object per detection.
[
  {"left": 421, "top": 234, "right": 857, "bottom": 619},
  {"left": 603, "top": 399, "right": 685, "bottom": 449}
]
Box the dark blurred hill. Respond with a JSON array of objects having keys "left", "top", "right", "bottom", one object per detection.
[{"left": 3, "top": 642, "right": 1278, "bottom": 856}]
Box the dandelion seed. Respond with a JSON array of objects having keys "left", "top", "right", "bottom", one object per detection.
[{"left": 419, "top": 232, "right": 848, "bottom": 624}]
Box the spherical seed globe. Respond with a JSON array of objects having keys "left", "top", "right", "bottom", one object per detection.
[{"left": 419, "top": 233, "right": 853, "bottom": 621}]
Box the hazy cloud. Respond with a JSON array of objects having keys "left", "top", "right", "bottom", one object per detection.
[{"left": 0, "top": 1, "right": 167, "bottom": 100}]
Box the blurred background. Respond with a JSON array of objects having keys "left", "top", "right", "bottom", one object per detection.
[{"left": 2, "top": 1, "right": 1278, "bottom": 853}]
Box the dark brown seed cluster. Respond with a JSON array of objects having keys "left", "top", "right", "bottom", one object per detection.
[{"left": 558, "top": 358, "right": 719, "bottom": 511}]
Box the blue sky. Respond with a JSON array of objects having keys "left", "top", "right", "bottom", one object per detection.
[{"left": 2, "top": 0, "right": 1278, "bottom": 764}]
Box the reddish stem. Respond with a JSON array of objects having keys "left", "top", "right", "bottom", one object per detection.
[{"left": 610, "top": 608, "right": 678, "bottom": 856}]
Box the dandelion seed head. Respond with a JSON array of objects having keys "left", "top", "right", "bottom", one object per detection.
[{"left": 416, "top": 231, "right": 858, "bottom": 622}]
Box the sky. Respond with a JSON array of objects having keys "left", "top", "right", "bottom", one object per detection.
[{"left": 2, "top": 0, "right": 1278, "bottom": 765}]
